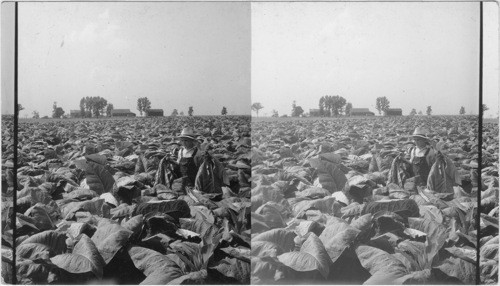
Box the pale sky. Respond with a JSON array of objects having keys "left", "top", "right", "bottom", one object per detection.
[
  {"left": 1, "top": 2, "right": 498, "bottom": 118},
  {"left": 3, "top": 2, "right": 251, "bottom": 117},
  {"left": 252, "top": 2, "right": 498, "bottom": 117}
]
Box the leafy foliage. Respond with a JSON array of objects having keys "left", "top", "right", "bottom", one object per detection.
[
  {"left": 459, "top": 106, "right": 465, "bottom": 115},
  {"left": 251, "top": 102, "right": 264, "bottom": 117},
  {"left": 376, "top": 96, "right": 390, "bottom": 115},
  {"left": 318, "top": 95, "right": 347, "bottom": 116},
  {"left": 137, "top": 97, "right": 151, "bottom": 116},
  {"left": 251, "top": 115, "right": 480, "bottom": 284},
  {"left": 52, "top": 102, "right": 65, "bottom": 119},
  {"left": 10, "top": 116, "right": 251, "bottom": 284}
]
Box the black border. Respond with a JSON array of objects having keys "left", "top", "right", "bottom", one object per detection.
[
  {"left": 476, "top": 1, "right": 483, "bottom": 284},
  {"left": 7, "top": 1, "right": 492, "bottom": 285},
  {"left": 12, "top": 1, "right": 18, "bottom": 284}
]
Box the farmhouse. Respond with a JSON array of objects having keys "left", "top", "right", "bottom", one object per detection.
[
  {"left": 145, "top": 109, "right": 164, "bottom": 117},
  {"left": 111, "top": 109, "right": 136, "bottom": 117},
  {"left": 69, "top": 110, "right": 82, "bottom": 118},
  {"left": 350, "top": 108, "right": 375, "bottom": 116},
  {"left": 384, "top": 108, "right": 403, "bottom": 116}
]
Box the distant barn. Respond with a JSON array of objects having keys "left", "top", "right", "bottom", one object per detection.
[
  {"left": 145, "top": 109, "right": 164, "bottom": 117},
  {"left": 384, "top": 108, "right": 403, "bottom": 116},
  {"left": 69, "top": 110, "right": 82, "bottom": 118},
  {"left": 350, "top": 108, "right": 375, "bottom": 116},
  {"left": 111, "top": 109, "right": 136, "bottom": 117},
  {"left": 309, "top": 109, "right": 321, "bottom": 117}
]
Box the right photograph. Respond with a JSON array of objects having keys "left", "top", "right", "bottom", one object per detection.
[{"left": 251, "top": 1, "right": 498, "bottom": 285}]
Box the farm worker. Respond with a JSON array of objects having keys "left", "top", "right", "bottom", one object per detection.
[
  {"left": 176, "top": 127, "right": 203, "bottom": 188},
  {"left": 405, "top": 127, "right": 437, "bottom": 186}
]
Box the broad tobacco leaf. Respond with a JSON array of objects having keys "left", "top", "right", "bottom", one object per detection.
[
  {"left": 211, "top": 257, "right": 250, "bottom": 284},
  {"left": 179, "top": 218, "right": 220, "bottom": 242},
  {"left": 252, "top": 229, "right": 296, "bottom": 257},
  {"left": 121, "top": 215, "right": 144, "bottom": 238},
  {"left": 278, "top": 233, "right": 331, "bottom": 279},
  {"left": 19, "top": 230, "right": 67, "bottom": 256},
  {"left": 16, "top": 243, "right": 51, "bottom": 260},
  {"left": 396, "top": 240, "right": 428, "bottom": 270},
  {"left": 408, "top": 217, "right": 447, "bottom": 264},
  {"left": 434, "top": 256, "right": 476, "bottom": 284},
  {"left": 60, "top": 198, "right": 105, "bottom": 219},
  {"left": 167, "top": 269, "right": 207, "bottom": 285},
  {"left": 51, "top": 234, "right": 105, "bottom": 279},
  {"left": 444, "top": 246, "right": 476, "bottom": 264},
  {"left": 356, "top": 245, "right": 410, "bottom": 284},
  {"left": 91, "top": 219, "right": 133, "bottom": 264},
  {"left": 292, "top": 197, "right": 342, "bottom": 217},
  {"left": 319, "top": 217, "right": 360, "bottom": 263},
  {"left": 362, "top": 199, "right": 420, "bottom": 220},
  {"left": 308, "top": 157, "right": 347, "bottom": 194},
  {"left": 128, "top": 246, "right": 183, "bottom": 284},
  {"left": 74, "top": 159, "right": 115, "bottom": 195},
  {"left": 134, "top": 200, "right": 191, "bottom": 221},
  {"left": 255, "top": 203, "right": 286, "bottom": 229},
  {"left": 24, "top": 203, "right": 55, "bottom": 231}
]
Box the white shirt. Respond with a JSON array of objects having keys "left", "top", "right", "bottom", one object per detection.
[
  {"left": 176, "top": 147, "right": 197, "bottom": 163},
  {"left": 409, "top": 146, "right": 436, "bottom": 166}
]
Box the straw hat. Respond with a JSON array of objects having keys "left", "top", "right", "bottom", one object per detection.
[
  {"left": 412, "top": 127, "right": 430, "bottom": 141},
  {"left": 177, "top": 127, "right": 197, "bottom": 141}
]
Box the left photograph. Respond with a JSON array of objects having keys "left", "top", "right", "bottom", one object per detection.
[{"left": 3, "top": 2, "right": 251, "bottom": 284}]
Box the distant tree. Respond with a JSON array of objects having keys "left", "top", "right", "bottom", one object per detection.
[
  {"left": 459, "top": 106, "right": 466, "bottom": 115},
  {"left": 84, "top": 96, "right": 92, "bottom": 116},
  {"left": 376, "top": 97, "right": 390, "bottom": 115},
  {"left": 345, "top": 102, "right": 353, "bottom": 116},
  {"left": 106, "top": 103, "right": 114, "bottom": 117},
  {"left": 418, "top": 110, "right": 423, "bottom": 115},
  {"left": 180, "top": 111, "right": 184, "bottom": 116},
  {"left": 409, "top": 108, "right": 417, "bottom": 116},
  {"left": 79, "top": 96, "right": 107, "bottom": 117},
  {"left": 52, "top": 102, "right": 65, "bottom": 118},
  {"left": 272, "top": 109, "right": 279, "bottom": 117},
  {"left": 320, "top": 95, "right": 346, "bottom": 117},
  {"left": 426, "top": 106, "right": 432, "bottom": 116},
  {"left": 188, "top": 106, "right": 194, "bottom": 116},
  {"left": 319, "top": 97, "right": 325, "bottom": 116},
  {"left": 291, "top": 101, "right": 304, "bottom": 117},
  {"left": 80, "top": 98, "right": 86, "bottom": 117},
  {"left": 221, "top": 106, "right": 227, "bottom": 116},
  {"left": 32, "top": 110, "right": 40, "bottom": 119},
  {"left": 482, "top": 104, "right": 489, "bottom": 114},
  {"left": 18, "top": 104, "right": 25, "bottom": 111},
  {"left": 91, "top": 97, "right": 107, "bottom": 117},
  {"left": 136, "top": 97, "right": 151, "bottom": 116},
  {"left": 331, "top": 95, "right": 346, "bottom": 116},
  {"left": 295, "top": 106, "right": 304, "bottom": 117},
  {"left": 171, "top": 109, "right": 178, "bottom": 117},
  {"left": 251, "top": 102, "right": 264, "bottom": 117}
]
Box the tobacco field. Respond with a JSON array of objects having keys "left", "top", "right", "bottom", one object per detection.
[
  {"left": 1, "top": 114, "right": 498, "bottom": 285},
  {"left": 2, "top": 116, "right": 251, "bottom": 284},
  {"left": 480, "top": 121, "right": 499, "bottom": 285},
  {"left": 251, "top": 116, "right": 496, "bottom": 284}
]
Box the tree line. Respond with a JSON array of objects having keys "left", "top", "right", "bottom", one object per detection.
[
  {"left": 251, "top": 97, "right": 490, "bottom": 117},
  {"left": 22, "top": 97, "right": 231, "bottom": 119}
]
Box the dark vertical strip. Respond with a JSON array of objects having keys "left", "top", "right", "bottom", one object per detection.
[
  {"left": 477, "top": 1, "right": 483, "bottom": 285},
  {"left": 12, "top": 1, "right": 18, "bottom": 284}
]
